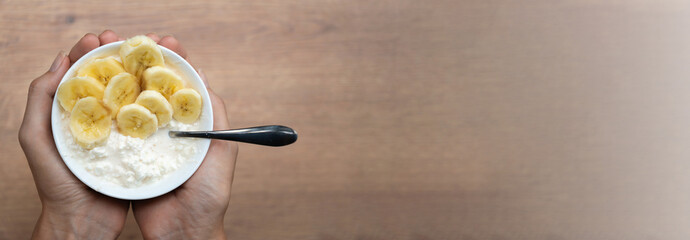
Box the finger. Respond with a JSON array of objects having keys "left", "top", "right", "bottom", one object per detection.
[
  {"left": 20, "top": 52, "right": 69, "bottom": 133},
  {"left": 198, "top": 70, "right": 229, "bottom": 129},
  {"left": 185, "top": 57, "right": 195, "bottom": 70},
  {"left": 198, "top": 69, "right": 209, "bottom": 87},
  {"left": 68, "top": 33, "right": 99, "bottom": 63},
  {"left": 19, "top": 52, "right": 71, "bottom": 179},
  {"left": 145, "top": 33, "right": 160, "bottom": 42},
  {"left": 185, "top": 71, "right": 237, "bottom": 191},
  {"left": 158, "top": 36, "right": 188, "bottom": 59},
  {"left": 98, "top": 30, "right": 119, "bottom": 45},
  {"left": 210, "top": 92, "right": 229, "bottom": 130}
]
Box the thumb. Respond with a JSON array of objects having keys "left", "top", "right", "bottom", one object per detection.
[
  {"left": 20, "top": 51, "right": 69, "bottom": 139},
  {"left": 198, "top": 69, "right": 230, "bottom": 130},
  {"left": 18, "top": 51, "right": 82, "bottom": 194}
]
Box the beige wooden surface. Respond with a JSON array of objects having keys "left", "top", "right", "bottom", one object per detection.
[{"left": 3, "top": 0, "right": 690, "bottom": 239}]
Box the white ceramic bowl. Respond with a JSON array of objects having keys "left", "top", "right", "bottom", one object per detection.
[{"left": 51, "top": 41, "right": 213, "bottom": 200}]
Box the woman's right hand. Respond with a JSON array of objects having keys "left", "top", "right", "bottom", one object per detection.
[{"left": 130, "top": 34, "right": 239, "bottom": 240}]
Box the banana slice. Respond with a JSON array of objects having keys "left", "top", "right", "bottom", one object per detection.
[
  {"left": 119, "top": 35, "right": 164, "bottom": 78},
  {"left": 77, "top": 57, "right": 126, "bottom": 85},
  {"left": 170, "top": 88, "right": 202, "bottom": 123},
  {"left": 136, "top": 90, "right": 173, "bottom": 126},
  {"left": 57, "top": 76, "right": 106, "bottom": 112},
  {"left": 70, "top": 97, "right": 111, "bottom": 149},
  {"left": 103, "top": 72, "right": 140, "bottom": 118},
  {"left": 116, "top": 104, "right": 158, "bottom": 139},
  {"left": 142, "top": 66, "right": 184, "bottom": 99}
]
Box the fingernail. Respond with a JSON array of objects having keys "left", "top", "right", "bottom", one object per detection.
[
  {"left": 198, "top": 68, "right": 209, "bottom": 87},
  {"left": 49, "top": 51, "right": 65, "bottom": 72}
]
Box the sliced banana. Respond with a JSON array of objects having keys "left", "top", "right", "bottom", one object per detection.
[
  {"left": 136, "top": 90, "right": 173, "bottom": 126},
  {"left": 57, "top": 76, "right": 106, "bottom": 112},
  {"left": 77, "top": 57, "right": 126, "bottom": 85},
  {"left": 116, "top": 104, "right": 158, "bottom": 139},
  {"left": 170, "top": 88, "right": 202, "bottom": 123},
  {"left": 103, "top": 72, "right": 140, "bottom": 119},
  {"left": 142, "top": 66, "right": 184, "bottom": 99},
  {"left": 70, "top": 97, "right": 111, "bottom": 149},
  {"left": 119, "top": 35, "right": 164, "bottom": 78}
]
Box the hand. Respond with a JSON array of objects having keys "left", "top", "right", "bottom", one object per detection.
[
  {"left": 18, "top": 30, "right": 129, "bottom": 239},
  {"left": 131, "top": 34, "right": 239, "bottom": 240}
]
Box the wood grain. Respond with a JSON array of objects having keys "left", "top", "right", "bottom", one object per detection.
[{"left": 3, "top": 0, "right": 690, "bottom": 239}]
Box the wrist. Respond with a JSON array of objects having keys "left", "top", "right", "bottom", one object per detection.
[
  {"left": 33, "top": 207, "right": 122, "bottom": 240},
  {"left": 143, "top": 220, "right": 226, "bottom": 240}
]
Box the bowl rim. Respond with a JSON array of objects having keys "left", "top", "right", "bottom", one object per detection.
[{"left": 51, "top": 41, "right": 213, "bottom": 200}]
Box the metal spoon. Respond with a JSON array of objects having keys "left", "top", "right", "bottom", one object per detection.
[{"left": 169, "top": 125, "right": 298, "bottom": 147}]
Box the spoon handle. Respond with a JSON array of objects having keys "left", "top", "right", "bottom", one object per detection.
[{"left": 169, "top": 125, "right": 297, "bottom": 147}]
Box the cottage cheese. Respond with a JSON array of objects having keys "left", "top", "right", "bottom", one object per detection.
[{"left": 60, "top": 112, "right": 204, "bottom": 188}]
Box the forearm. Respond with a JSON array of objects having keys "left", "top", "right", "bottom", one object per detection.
[{"left": 33, "top": 208, "right": 122, "bottom": 240}]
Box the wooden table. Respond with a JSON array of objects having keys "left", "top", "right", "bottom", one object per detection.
[{"left": 3, "top": 0, "right": 690, "bottom": 239}]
